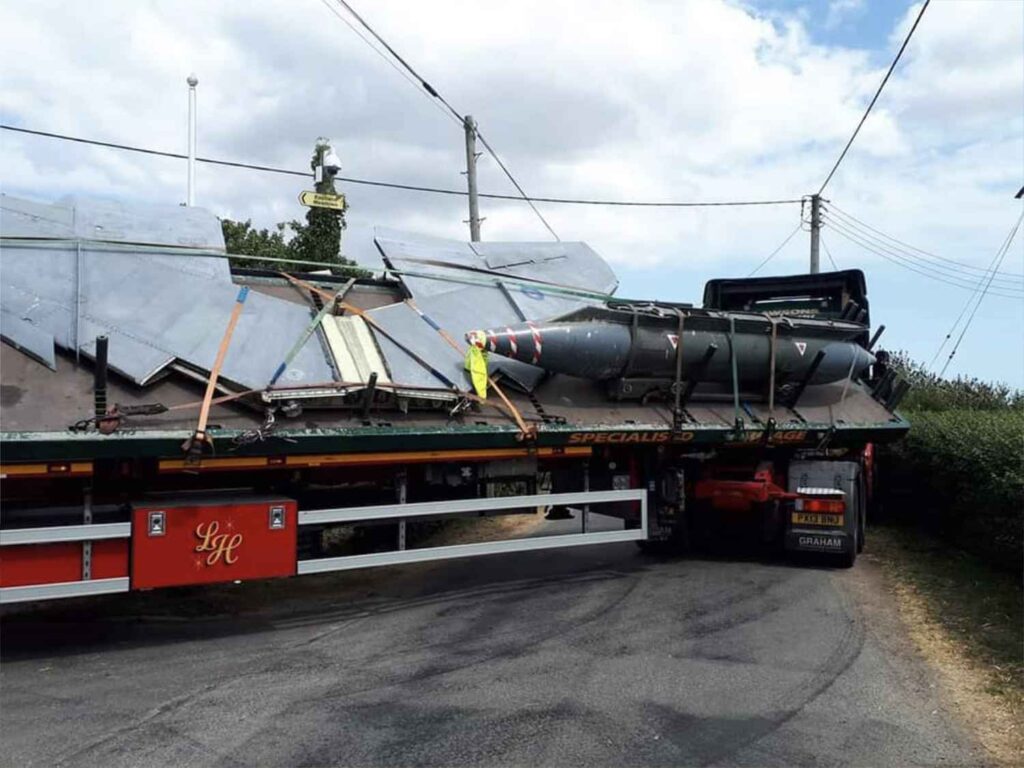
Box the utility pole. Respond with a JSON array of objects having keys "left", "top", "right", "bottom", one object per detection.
[
  {"left": 809, "top": 193, "right": 821, "bottom": 274},
  {"left": 463, "top": 115, "right": 482, "bottom": 241},
  {"left": 186, "top": 74, "right": 198, "bottom": 206}
]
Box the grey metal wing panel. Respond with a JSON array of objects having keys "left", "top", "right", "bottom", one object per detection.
[
  {"left": 382, "top": 263, "right": 471, "bottom": 301},
  {"left": 196, "top": 290, "right": 335, "bottom": 389},
  {"left": 413, "top": 289, "right": 522, "bottom": 336},
  {"left": 471, "top": 241, "right": 555, "bottom": 269},
  {"left": 374, "top": 227, "right": 480, "bottom": 269},
  {"left": 0, "top": 246, "right": 76, "bottom": 345},
  {"left": 77, "top": 322, "right": 175, "bottom": 384},
  {"left": 0, "top": 244, "right": 195, "bottom": 383},
  {"left": 499, "top": 281, "right": 599, "bottom": 323},
  {"left": 141, "top": 251, "right": 231, "bottom": 281},
  {"left": 363, "top": 302, "right": 468, "bottom": 391},
  {"left": 70, "top": 249, "right": 333, "bottom": 389},
  {"left": 0, "top": 309, "right": 56, "bottom": 370},
  {"left": 2, "top": 194, "right": 227, "bottom": 251},
  {"left": 497, "top": 242, "right": 618, "bottom": 295},
  {"left": 0, "top": 238, "right": 334, "bottom": 389},
  {"left": 0, "top": 195, "right": 76, "bottom": 238},
  {"left": 376, "top": 231, "right": 617, "bottom": 300},
  {"left": 62, "top": 195, "right": 227, "bottom": 251}
]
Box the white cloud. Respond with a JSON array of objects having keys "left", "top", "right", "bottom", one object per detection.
[
  {"left": 825, "top": 0, "right": 866, "bottom": 31},
  {"left": 0, "top": 0, "right": 1021, "bottom": 383}
]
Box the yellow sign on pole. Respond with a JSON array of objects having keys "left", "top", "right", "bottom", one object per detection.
[{"left": 299, "top": 190, "right": 346, "bottom": 210}]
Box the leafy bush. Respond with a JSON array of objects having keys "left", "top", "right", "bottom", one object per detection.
[
  {"left": 876, "top": 355, "right": 1023, "bottom": 567},
  {"left": 889, "top": 351, "right": 1024, "bottom": 411}
]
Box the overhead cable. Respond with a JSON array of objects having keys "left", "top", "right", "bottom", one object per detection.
[
  {"left": 2, "top": 124, "right": 799, "bottom": 208},
  {"left": 938, "top": 209, "right": 1024, "bottom": 377},
  {"left": 826, "top": 218, "right": 1023, "bottom": 298},
  {"left": 331, "top": 0, "right": 463, "bottom": 123},
  {"left": 474, "top": 130, "right": 560, "bottom": 240},
  {"left": 926, "top": 221, "right": 1019, "bottom": 368},
  {"left": 820, "top": 234, "right": 840, "bottom": 271},
  {"left": 317, "top": 0, "right": 461, "bottom": 127},
  {"left": 748, "top": 222, "right": 803, "bottom": 277},
  {"left": 827, "top": 203, "right": 1024, "bottom": 280},
  {"left": 326, "top": 0, "right": 561, "bottom": 239},
  {"left": 818, "top": 0, "right": 930, "bottom": 194},
  {"left": 826, "top": 218, "right": 1023, "bottom": 299},
  {"left": 822, "top": 212, "right": 1024, "bottom": 289}
]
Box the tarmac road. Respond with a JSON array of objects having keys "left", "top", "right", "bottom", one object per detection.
[{"left": 0, "top": 540, "right": 985, "bottom": 767}]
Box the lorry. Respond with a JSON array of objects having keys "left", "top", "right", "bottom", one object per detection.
[{"left": 0, "top": 195, "right": 909, "bottom": 604}]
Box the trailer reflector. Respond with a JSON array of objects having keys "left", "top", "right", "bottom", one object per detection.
[
  {"left": 0, "top": 461, "right": 93, "bottom": 479},
  {"left": 794, "top": 498, "right": 846, "bottom": 514}
]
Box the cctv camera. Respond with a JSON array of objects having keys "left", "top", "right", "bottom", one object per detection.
[{"left": 322, "top": 150, "right": 342, "bottom": 175}]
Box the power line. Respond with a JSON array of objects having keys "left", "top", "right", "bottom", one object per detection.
[
  {"left": 2, "top": 124, "right": 800, "bottom": 208},
  {"left": 928, "top": 217, "right": 1021, "bottom": 369},
  {"left": 748, "top": 222, "right": 803, "bottom": 277},
  {"left": 826, "top": 217, "right": 1023, "bottom": 299},
  {"left": 827, "top": 218, "right": 1023, "bottom": 298},
  {"left": 820, "top": 233, "right": 840, "bottom": 271},
  {"left": 822, "top": 212, "right": 1024, "bottom": 288},
  {"left": 475, "top": 130, "right": 560, "bottom": 240},
  {"left": 326, "top": 0, "right": 561, "bottom": 240},
  {"left": 827, "top": 203, "right": 1024, "bottom": 280},
  {"left": 938, "top": 209, "right": 1024, "bottom": 377},
  {"left": 316, "top": 0, "right": 460, "bottom": 127},
  {"left": 824, "top": 213, "right": 1024, "bottom": 291},
  {"left": 331, "top": 0, "right": 463, "bottom": 124},
  {"left": 818, "top": 0, "right": 930, "bottom": 194},
  {"left": 925, "top": 218, "right": 1019, "bottom": 370}
]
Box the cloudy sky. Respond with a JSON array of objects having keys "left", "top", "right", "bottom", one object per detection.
[{"left": 2, "top": 0, "right": 1022, "bottom": 385}]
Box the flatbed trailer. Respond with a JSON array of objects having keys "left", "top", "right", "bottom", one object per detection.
[
  {"left": 0, "top": 199, "right": 908, "bottom": 604},
  {"left": 0, "top": 272, "right": 907, "bottom": 604}
]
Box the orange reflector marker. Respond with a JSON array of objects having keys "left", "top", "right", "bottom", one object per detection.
[
  {"left": 159, "top": 446, "right": 591, "bottom": 473},
  {"left": 0, "top": 462, "right": 93, "bottom": 479}
]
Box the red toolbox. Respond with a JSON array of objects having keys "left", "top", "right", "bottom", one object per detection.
[{"left": 131, "top": 495, "right": 297, "bottom": 589}]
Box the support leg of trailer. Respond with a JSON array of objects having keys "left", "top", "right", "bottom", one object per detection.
[
  {"left": 397, "top": 471, "right": 407, "bottom": 551},
  {"left": 81, "top": 489, "right": 93, "bottom": 581}
]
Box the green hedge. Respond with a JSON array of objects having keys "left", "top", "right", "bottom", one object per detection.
[{"left": 878, "top": 408, "right": 1024, "bottom": 567}]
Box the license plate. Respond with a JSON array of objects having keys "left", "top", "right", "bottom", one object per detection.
[{"left": 792, "top": 512, "right": 844, "bottom": 526}]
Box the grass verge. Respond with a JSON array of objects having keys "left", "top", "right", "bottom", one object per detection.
[{"left": 867, "top": 524, "right": 1023, "bottom": 765}]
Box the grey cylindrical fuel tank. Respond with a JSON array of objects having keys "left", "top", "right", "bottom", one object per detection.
[{"left": 467, "top": 313, "right": 875, "bottom": 386}]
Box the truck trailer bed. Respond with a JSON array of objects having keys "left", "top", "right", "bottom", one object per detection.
[{"left": 0, "top": 287, "right": 907, "bottom": 467}]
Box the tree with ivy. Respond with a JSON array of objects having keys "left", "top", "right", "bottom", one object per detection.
[{"left": 221, "top": 138, "right": 367, "bottom": 276}]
